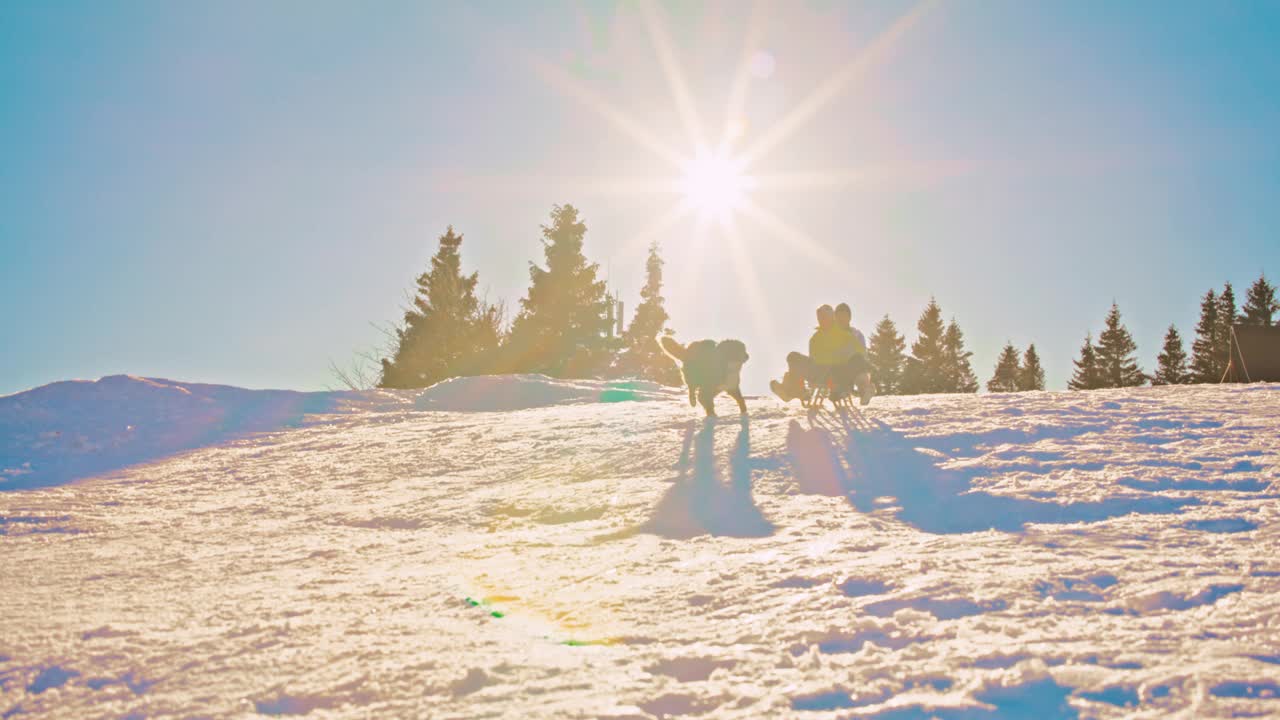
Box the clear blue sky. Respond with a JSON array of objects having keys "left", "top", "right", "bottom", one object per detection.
[{"left": 3, "top": 0, "right": 1278, "bottom": 396}]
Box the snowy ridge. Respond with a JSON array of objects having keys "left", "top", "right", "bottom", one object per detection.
[
  {"left": 0, "top": 375, "right": 349, "bottom": 491},
  {"left": 0, "top": 374, "right": 677, "bottom": 490},
  {"left": 1, "top": 382, "right": 1279, "bottom": 718}
]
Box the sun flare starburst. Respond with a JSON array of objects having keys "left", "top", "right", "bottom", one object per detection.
[
  {"left": 477, "top": 0, "right": 939, "bottom": 333},
  {"left": 679, "top": 147, "right": 755, "bottom": 226}
]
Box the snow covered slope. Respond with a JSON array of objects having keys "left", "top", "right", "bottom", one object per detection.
[
  {"left": 0, "top": 375, "right": 676, "bottom": 490},
  {"left": 0, "top": 375, "right": 347, "bottom": 491},
  {"left": 1, "top": 378, "right": 1278, "bottom": 718}
]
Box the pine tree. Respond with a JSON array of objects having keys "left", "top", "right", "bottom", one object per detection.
[
  {"left": 1017, "top": 344, "right": 1046, "bottom": 391},
  {"left": 1241, "top": 273, "right": 1279, "bottom": 327},
  {"left": 986, "top": 342, "right": 1022, "bottom": 393},
  {"left": 471, "top": 295, "right": 506, "bottom": 373},
  {"left": 614, "top": 242, "right": 681, "bottom": 385},
  {"left": 1068, "top": 333, "right": 1103, "bottom": 391},
  {"left": 1095, "top": 302, "right": 1145, "bottom": 387},
  {"left": 1189, "top": 288, "right": 1219, "bottom": 383},
  {"left": 867, "top": 314, "right": 907, "bottom": 395},
  {"left": 1152, "top": 324, "right": 1189, "bottom": 386},
  {"left": 380, "top": 226, "right": 497, "bottom": 388},
  {"left": 902, "top": 298, "right": 947, "bottom": 394},
  {"left": 504, "top": 204, "right": 612, "bottom": 377},
  {"left": 941, "top": 319, "right": 979, "bottom": 393},
  {"left": 1215, "top": 282, "right": 1238, "bottom": 376}
]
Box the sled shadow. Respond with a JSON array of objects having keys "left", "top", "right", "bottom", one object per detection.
[
  {"left": 786, "top": 410, "right": 1198, "bottom": 535},
  {"left": 638, "top": 417, "right": 775, "bottom": 539}
]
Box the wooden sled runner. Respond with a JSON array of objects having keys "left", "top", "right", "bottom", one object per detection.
[{"left": 801, "top": 378, "right": 861, "bottom": 410}]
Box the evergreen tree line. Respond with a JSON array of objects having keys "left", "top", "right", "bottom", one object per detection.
[
  {"left": 375, "top": 204, "right": 1037, "bottom": 395},
  {"left": 372, "top": 202, "right": 1277, "bottom": 393},
  {"left": 866, "top": 298, "right": 1044, "bottom": 395},
  {"left": 1069, "top": 273, "right": 1277, "bottom": 390},
  {"left": 379, "top": 204, "right": 681, "bottom": 389}
]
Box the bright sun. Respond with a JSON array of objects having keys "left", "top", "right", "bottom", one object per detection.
[
  {"left": 520, "top": 0, "right": 936, "bottom": 301},
  {"left": 679, "top": 147, "right": 755, "bottom": 225}
]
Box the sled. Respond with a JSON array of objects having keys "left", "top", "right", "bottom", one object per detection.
[{"left": 801, "top": 377, "right": 860, "bottom": 410}]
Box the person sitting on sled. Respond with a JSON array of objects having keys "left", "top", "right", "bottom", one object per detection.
[
  {"left": 833, "top": 302, "right": 875, "bottom": 405},
  {"left": 771, "top": 303, "right": 875, "bottom": 406},
  {"left": 770, "top": 304, "right": 839, "bottom": 401}
]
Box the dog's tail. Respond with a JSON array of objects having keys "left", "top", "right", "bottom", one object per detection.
[{"left": 658, "top": 335, "right": 687, "bottom": 363}]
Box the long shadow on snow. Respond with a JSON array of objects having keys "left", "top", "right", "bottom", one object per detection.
[
  {"left": 787, "top": 410, "right": 1197, "bottom": 534},
  {"left": 628, "top": 417, "right": 774, "bottom": 539}
]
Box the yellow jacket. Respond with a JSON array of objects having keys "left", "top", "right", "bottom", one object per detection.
[{"left": 809, "top": 326, "right": 855, "bottom": 366}]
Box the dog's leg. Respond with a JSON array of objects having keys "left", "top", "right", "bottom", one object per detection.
[
  {"left": 688, "top": 386, "right": 697, "bottom": 407},
  {"left": 698, "top": 388, "right": 717, "bottom": 417},
  {"left": 728, "top": 387, "right": 747, "bottom": 415}
]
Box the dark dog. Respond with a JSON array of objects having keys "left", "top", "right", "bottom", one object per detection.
[{"left": 658, "top": 335, "right": 749, "bottom": 417}]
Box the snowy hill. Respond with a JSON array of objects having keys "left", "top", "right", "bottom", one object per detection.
[
  {"left": 1, "top": 376, "right": 1279, "bottom": 718},
  {"left": 0, "top": 375, "right": 676, "bottom": 490},
  {"left": 0, "top": 375, "right": 349, "bottom": 491}
]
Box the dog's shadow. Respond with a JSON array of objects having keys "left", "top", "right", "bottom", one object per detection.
[
  {"left": 786, "top": 409, "right": 1197, "bottom": 534},
  {"left": 630, "top": 417, "right": 775, "bottom": 539}
]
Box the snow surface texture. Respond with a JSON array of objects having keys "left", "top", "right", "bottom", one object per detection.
[
  {"left": 1, "top": 376, "right": 1279, "bottom": 718},
  {"left": 0, "top": 375, "right": 673, "bottom": 490},
  {"left": 412, "top": 375, "right": 675, "bottom": 412},
  {"left": 0, "top": 376, "right": 348, "bottom": 491}
]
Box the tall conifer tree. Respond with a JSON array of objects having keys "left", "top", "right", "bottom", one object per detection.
[
  {"left": 380, "top": 226, "right": 497, "bottom": 388},
  {"left": 505, "top": 204, "right": 611, "bottom": 377},
  {"left": 615, "top": 242, "right": 681, "bottom": 385},
  {"left": 1241, "top": 274, "right": 1278, "bottom": 327},
  {"left": 867, "top": 314, "right": 907, "bottom": 395},
  {"left": 1215, "top": 282, "right": 1238, "bottom": 375},
  {"left": 1068, "top": 334, "right": 1103, "bottom": 391},
  {"left": 1017, "top": 344, "right": 1046, "bottom": 391},
  {"left": 987, "top": 342, "right": 1022, "bottom": 393},
  {"left": 1095, "top": 302, "right": 1145, "bottom": 387},
  {"left": 1189, "top": 288, "right": 1220, "bottom": 383},
  {"left": 942, "top": 319, "right": 979, "bottom": 393},
  {"left": 1152, "top": 325, "right": 1189, "bottom": 386},
  {"left": 902, "top": 298, "right": 947, "bottom": 394}
]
